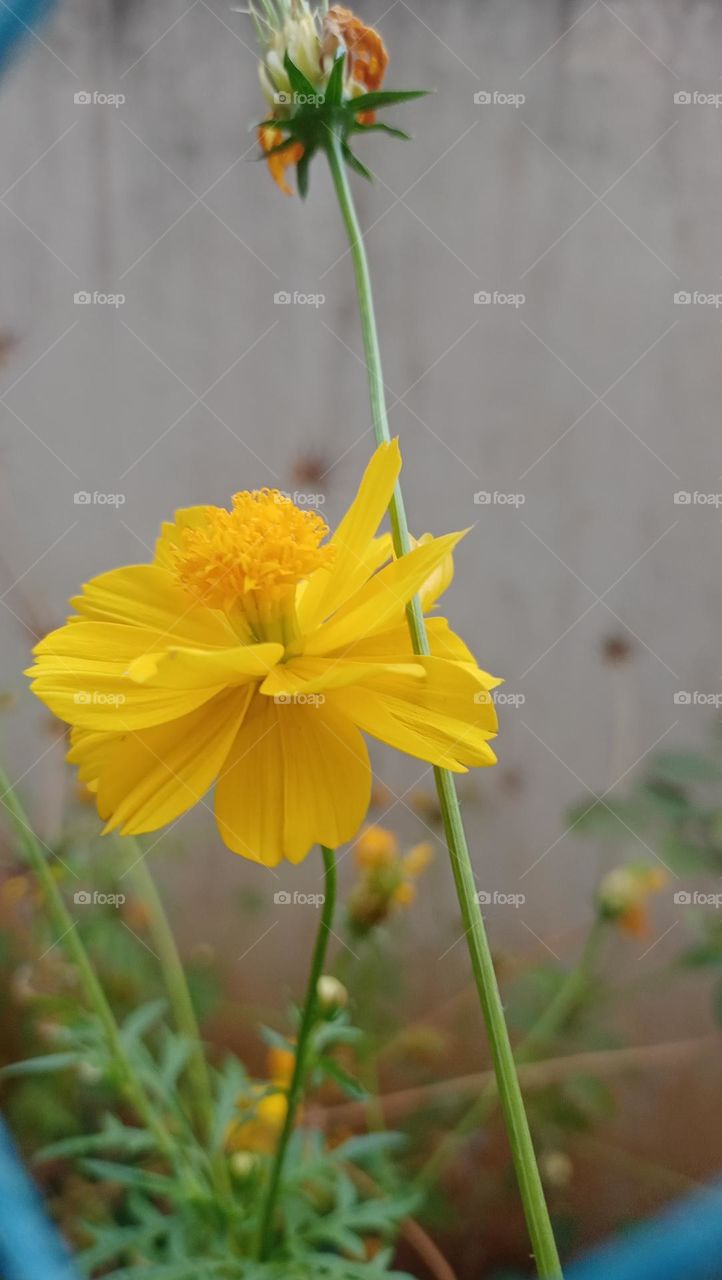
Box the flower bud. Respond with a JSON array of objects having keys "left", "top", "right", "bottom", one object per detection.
[{"left": 317, "top": 974, "right": 348, "bottom": 1015}]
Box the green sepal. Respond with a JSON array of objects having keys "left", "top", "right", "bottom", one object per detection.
[
  {"left": 348, "top": 88, "right": 429, "bottom": 112},
  {"left": 342, "top": 142, "right": 373, "bottom": 182}
]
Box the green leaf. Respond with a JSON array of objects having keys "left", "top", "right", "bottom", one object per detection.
[
  {"left": 210, "top": 1055, "right": 248, "bottom": 1151},
  {"left": 317, "top": 1057, "right": 367, "bottom": 1099},
  {"left": 332, "top": 1132, "right": 407, "bottom": 1164},
  {"left": 120, "top": 998, "right": 168, "bottom": 1048},
  {"left": 0, "top": 1051, "right": 79, "bottom": 1079},
  {"left": 349, "top": 89, "right": 429, "bottom": 112},
  {"left": 80, "top": 1158, "right": 177, "bottom": 1196},
  {"left": 35, "top": 1115, "right": 155, "bottom": 1163}
]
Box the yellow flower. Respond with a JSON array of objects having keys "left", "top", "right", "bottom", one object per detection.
[{"left": 26, "top": 441, "right": 499, "bottom": 867}]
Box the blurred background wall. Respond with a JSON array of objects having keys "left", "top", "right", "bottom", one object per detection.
[{"left": 0, "top": 0, "right": 720, "bottom": 1002}]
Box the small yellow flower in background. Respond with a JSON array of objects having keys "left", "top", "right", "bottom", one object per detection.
[
  {"left": 403, "top": 840, "right": 433, "bottom": 877},
  {"left": 597, "top": 864, "right": 668, "bottom": 938},
  {"left": 226, "top": 1044, "right": 295, "bottom": 1155},
  {"left": 354, "top": 824, "right": 398, "bottom": 869},
  {"left": 348, "top": 825, "right": 434, "bottom": 933},
  {"left": 27, "top": 442, "right": 499, "bottom": 868}
]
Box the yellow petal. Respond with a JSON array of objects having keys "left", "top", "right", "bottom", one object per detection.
[
  {"left": 215, "top": 693, "right": 371, "bottom": 865},
  {"left": 68, "top": 687, "right": 253, "bottom": 835},
  {"left": 303, "top": 530, "right": 467, "bottom": 657},
  {"left": 32, "top": 621, "right": 174, "bottom": 666},
  {"left": 128, "top": 642, "right": 283, "bottom": 690},
  {"left": 331, "top": 615, "right": 497, "bottom": 673},
  {"left": 329, "top": 657, "right": 498, "bottom": 771},
  {"left": 29, "top": 670, "right": 223, "bottom": 731},
  {"left": 297, "top": 441, "right": 401, "bottom": 631},
  {"left": 259, "top": 655, "right": 423, "bottom": 698},
  {"left": 71, "top": 564, "right": 236, "bottom": 647}
]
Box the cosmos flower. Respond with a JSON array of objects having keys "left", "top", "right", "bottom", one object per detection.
[{"left": 27, "top": 442, "right": 498, "bottom": 867}]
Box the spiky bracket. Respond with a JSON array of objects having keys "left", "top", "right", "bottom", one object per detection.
[{"left": 260, "top": 50, "right": 428, "bottom": 197}]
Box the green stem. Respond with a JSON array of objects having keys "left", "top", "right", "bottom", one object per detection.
[
  {"left": 417, "top": 920, "right": 605, "bottom": 1190},
  {"left": 256, "top": 844, "right": 337, "bottom": 1259},
  {"left": 121, "top": 838, "right": 233, "bottom": 1202},
  {"left": 0, "top": 772, "right": 181, "bottom": 1177},
  {"left": 325, "top": 133, "right": 562, "bottom": 1279}
]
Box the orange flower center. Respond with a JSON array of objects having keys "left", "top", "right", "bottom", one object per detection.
[{"left": 173, "top": 490, "right": 334, "bottom": 639}]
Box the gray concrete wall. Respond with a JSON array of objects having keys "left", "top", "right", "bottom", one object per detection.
[{"left": 1, "top": 0, "right": 720, "bottom": 988}]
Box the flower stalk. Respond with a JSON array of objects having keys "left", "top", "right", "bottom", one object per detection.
[
  {"left": 256, "top": 843, "right": 338, "bottom": 1259},
  {"left": 0, "top": 771, "right": 186, "bottom": 1185},
  {"left": 324, "top": 130, "right": 562, "bottom": 1278}
]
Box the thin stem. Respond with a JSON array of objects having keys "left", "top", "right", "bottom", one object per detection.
[
  {"left": 417, "top": 920, "right": 605, "bottom": 1190},
  {"left": 256, "top": 844, "right": 337, "bottom": 1259},
  {"left": 121, "top": 839, "right": 234, "bottom": 1202},
  {"left": 0, "top": 772, "right": 183, "bottom": 1179},
  {"left": 325, "top": 133, "right": 562, "bottom": 1279}
]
